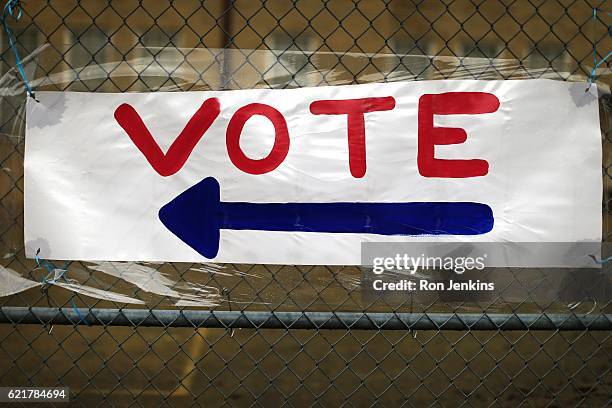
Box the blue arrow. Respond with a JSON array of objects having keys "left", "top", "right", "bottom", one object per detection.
[{"left": 159, "top": 177, "right": 493, "bottom": 259}]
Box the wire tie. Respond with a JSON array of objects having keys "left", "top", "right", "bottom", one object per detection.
[
  {"left": 1, "top": 0, "right": 37, "bottom": 100},
  {"left": 588, "top": 254, "right": 612, "bottom": 265}
]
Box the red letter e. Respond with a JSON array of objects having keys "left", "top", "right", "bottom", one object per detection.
[{"left": 418, "top": 92, "right": 499, "bottom": 178}]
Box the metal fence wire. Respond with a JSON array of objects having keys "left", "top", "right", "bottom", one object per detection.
[{"left": 0, "top": 0, "right": 611, "bottom": 406}]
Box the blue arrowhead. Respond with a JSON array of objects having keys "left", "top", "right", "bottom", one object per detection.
[
  {"left": 159, "top": 177, "right": 222, "bottom": 259},
  {"left": 159, "top": 177, "right": 494, "bottom": 259}
]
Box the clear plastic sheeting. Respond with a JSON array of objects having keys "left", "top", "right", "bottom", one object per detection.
[
  {"left": 0, "top": 266, "right": 40, "bottom": 297},
  {"left": 0, "top": 41, "right": 610, "bottom": 312},
  {"left": 1, "top": 45, "right": 609, "bottom": 95}
]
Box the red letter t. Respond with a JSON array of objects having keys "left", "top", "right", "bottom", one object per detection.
[{"left": 310, "top": 97, "right": 396, "bottom": 178}]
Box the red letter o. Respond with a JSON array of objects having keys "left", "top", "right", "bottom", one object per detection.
[{"left": 226, "top": 103, "right": 290, "bottom": 174}]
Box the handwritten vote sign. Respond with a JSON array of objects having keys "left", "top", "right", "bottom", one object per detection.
[{"left": 25, "top": 80, "right": 601, "bottom": 265}]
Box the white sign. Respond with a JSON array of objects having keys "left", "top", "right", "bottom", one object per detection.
[{"left": 25, "top": 80, "right": 602, "bottom": 265}]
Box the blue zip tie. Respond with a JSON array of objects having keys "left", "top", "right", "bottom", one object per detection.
[
  {"left": 35, "top": 249, "right": 69, "bottom": 284},
  {"left": 35, "top": 249, "right": 90, "bottom": 325},
  {"left": 70, "top": 298, "right": 90, "bottom": 326},
  {"left": 588, "top": 254, "right": 612, "bottom": 265},
  {"left": 587, "top": 6, "right": 611, "bottom": 89},
  {"left": 1, "top": 0, "right": 36, "bottom": 100}
]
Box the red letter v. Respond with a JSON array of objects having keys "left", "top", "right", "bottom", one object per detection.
[{"left": 114, "top": 98, "right": 220, "bottom": 176}]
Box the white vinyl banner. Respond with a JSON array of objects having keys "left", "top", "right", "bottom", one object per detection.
[{"left": 25, "top": 80, "right": 601, "bottom": 265}]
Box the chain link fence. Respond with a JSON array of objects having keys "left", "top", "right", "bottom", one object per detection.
[{"left": 0, "top": 0, "right": 611, "bottom": 405}]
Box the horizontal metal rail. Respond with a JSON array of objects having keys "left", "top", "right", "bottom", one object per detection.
[{"left": 0, "top": 307, "right": 611, "bottom": 330}]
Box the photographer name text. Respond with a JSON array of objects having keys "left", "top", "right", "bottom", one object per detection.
[{"left": 372, "top": 279, "right": 494, "bottom": 291}]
